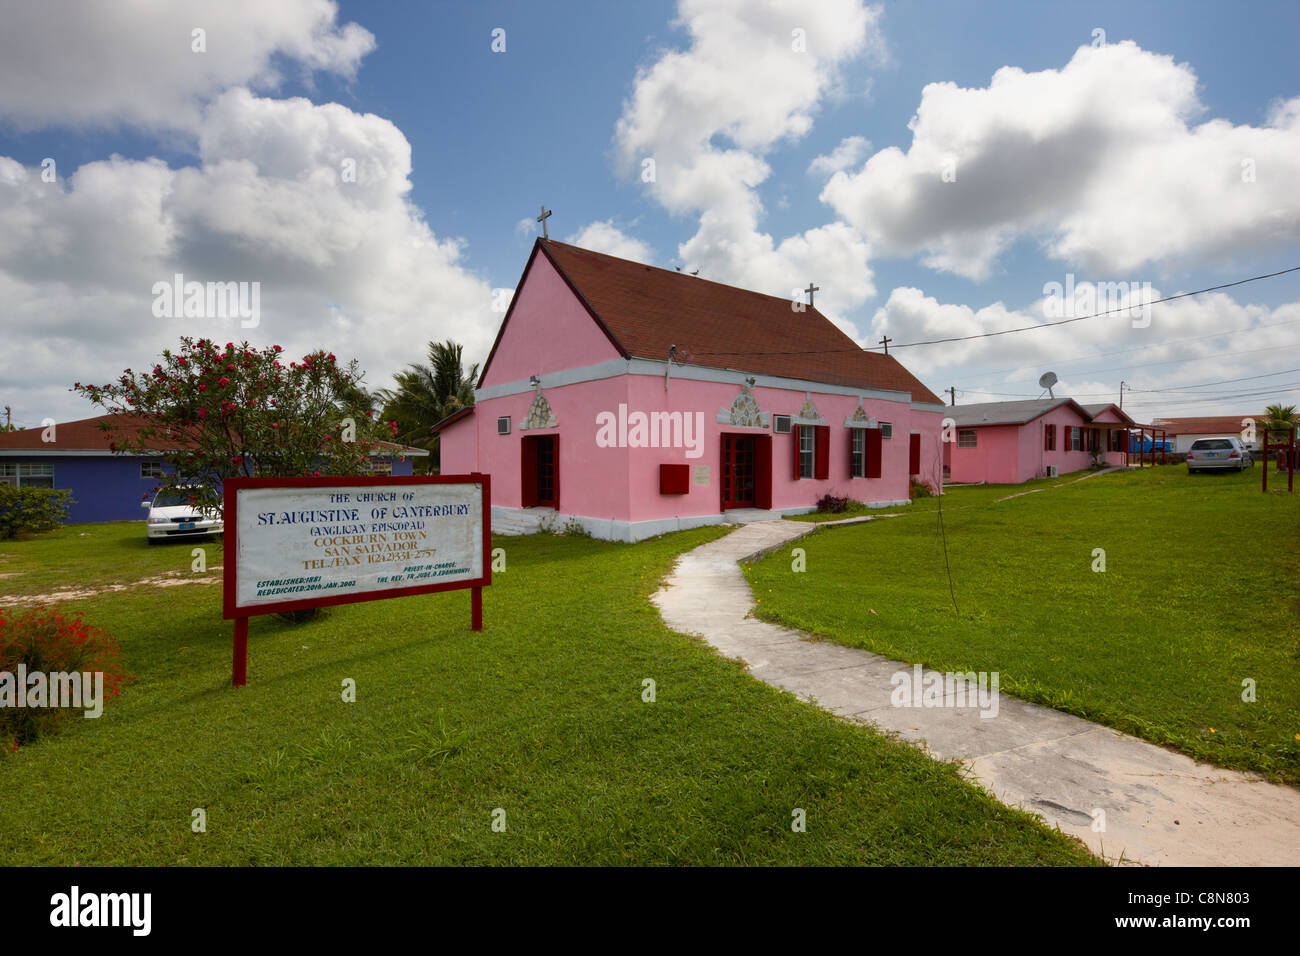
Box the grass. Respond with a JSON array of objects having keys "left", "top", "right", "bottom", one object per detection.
[
  {"left": 0, "top": 521, "right": 1096, "bottom": 865},
  {"left": 746, "top": 465, "right": 1300, "bottom": 783},
  {"left": 784, "top": 469, "right": 1097, "bottom": 522}
]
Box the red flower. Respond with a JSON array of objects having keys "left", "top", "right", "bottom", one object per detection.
[{"left": 218, "top": 377, "right": 230, "bottom": 386}]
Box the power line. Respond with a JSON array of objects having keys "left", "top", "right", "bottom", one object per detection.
[
  {"left": 954, "top": 337, "right": 1300, "bottom": 390},
  {"left": 1128, "top": 368, "right": 1300, "bottom": 393},
  {"left": 948, "top": 317, "right": 1300, "bottom": 385},
  {"left": 692, "top": 265, "right": 1300, "bottom": 358}
]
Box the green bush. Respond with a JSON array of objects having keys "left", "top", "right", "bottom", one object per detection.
[{"left": 0, "top": 485, "right": 74, "bottom": 539}]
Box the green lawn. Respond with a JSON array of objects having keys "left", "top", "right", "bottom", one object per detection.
[
  {"left": 0, "top": 522, "right": 1095, "bottom": 865},
  {"left": 784, "top": 468, "right": 1097, "bottom": 522},
  {"left": 747, "top": 466, "right": 1300, "bottom": 783}
]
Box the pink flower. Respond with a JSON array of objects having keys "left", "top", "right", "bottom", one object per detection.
[
  {"left": 218, "top": 377, "right": 230, "bottom": 387},
  {"left": 198, "top": 409, "right": 206, "bottom": 419}
]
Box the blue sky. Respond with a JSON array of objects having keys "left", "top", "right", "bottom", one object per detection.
[{"left": 1, "top": 0, "right": 1298, "bottom": 427}]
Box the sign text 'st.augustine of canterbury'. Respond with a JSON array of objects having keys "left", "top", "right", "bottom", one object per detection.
[{"left": 234, "top": 486, "right": 482, "bottom": 608}]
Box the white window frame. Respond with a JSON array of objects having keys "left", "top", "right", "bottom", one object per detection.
[
  {"left": 1070, "top": 427, "right": 1082, "bottom": 451},
  {"left": 957, "top": 429, "right": 977, "bottom": 449},
  {"left": 141, "top": 461, "right": 164, "bottom": 479},
  {"left": 799, "top": 427, "right": 814, "bottom": 479},
  {"left": 851, "top": 429, "right": 865, "bottom": 478},
  {"left": 0, "top": 461, "right": 54, "bottom": 488}
]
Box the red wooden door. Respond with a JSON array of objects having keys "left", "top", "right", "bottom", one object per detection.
[
  {"left": 522, "top": 435, "right": 558, "bottom": 508},
  {"left": 721, "top": 435, "right": 756, "bottom": 509}
]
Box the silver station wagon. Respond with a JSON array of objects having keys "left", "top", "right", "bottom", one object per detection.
[{"left": 1186, "top": 437, "right": 1253, "bottom": 473}]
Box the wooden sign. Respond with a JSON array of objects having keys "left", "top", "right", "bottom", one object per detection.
[{"left": 222, "top": 474, "right": 491, "bottom": 685}]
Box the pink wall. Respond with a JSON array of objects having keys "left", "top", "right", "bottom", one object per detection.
[
  {"left": 449, "top": 374, "right": 941, "bottom": 520},
  {"left": 948, "top": 425, "right": 1021, "bottom": 484},
  {"left": 480, "top": 254, "right": 622, "bottom": 388}
]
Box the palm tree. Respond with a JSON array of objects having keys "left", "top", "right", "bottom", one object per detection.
[
  {"left": 377, "top": 340, "right": 479, "bottom": 473},
  {"left": 1257, "top": 403, "right": 1300, "bottom": 441}
]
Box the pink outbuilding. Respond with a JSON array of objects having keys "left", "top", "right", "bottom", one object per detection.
[
  {"left": 942, "top": 398, "right": 1138, "bottom": 484},
  {"left": 434, "top": 239, "right": 947, "bottom": 540}
]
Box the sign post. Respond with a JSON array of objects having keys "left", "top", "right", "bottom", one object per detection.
[{"left": 223, "top": 474, "right": 491, "bottom": 686}]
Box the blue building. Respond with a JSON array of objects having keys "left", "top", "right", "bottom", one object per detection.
[{"left": 0, "top": 414, "right": 425, "bottom": 524}]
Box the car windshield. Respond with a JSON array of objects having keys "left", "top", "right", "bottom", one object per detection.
[
  {"left": 153, "top": 489, "right": 203, "bottom": 507},
  {"left": 1191, "top": 439, "right": 1233, "bottom": 450}
]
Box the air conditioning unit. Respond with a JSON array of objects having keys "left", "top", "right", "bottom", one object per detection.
[
  {"left": 772, "top": 414, "right": 792, "bottom": 434},
  {"left": 497, "top": 416, "right": 511, "bottom": 435},
  {"left": 1045, "top": 465, "right": 1059, "bottom": 478}
]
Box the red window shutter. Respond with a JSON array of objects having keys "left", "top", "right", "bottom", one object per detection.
[
  {"left": 814, "top": 425, "right": 830, "bottom": 479},
  {"left": 1044, "top": 425, "right": 1051, "bottom": 451},
  {"left": 551, "top": 435, "right": 560, "bottom": 509},
  {"left": 754, "top": 435, "right": 773, "bottom": 509},
  {"left": 909, "top": 433, "right": 921, "bottom": 474},
  {"left": 793, "top": 426, "right": 803, "bottom": 480},
  {"left": 866, "top": 427, "right": 883, "bottom": 479},
  {"left": 520, "top": 436, "right": 538, "bottom": 507}
]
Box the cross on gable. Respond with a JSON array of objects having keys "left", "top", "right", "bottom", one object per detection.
[
  {"left": 537, "top": 205, "right": 552, "bottom": 239},
  {"left": 805, "top": 282, "right": 820, "bottom": 308}
]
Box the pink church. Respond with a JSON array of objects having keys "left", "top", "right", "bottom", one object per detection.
[
  {"left": 435, "top": 239, "right": 946, "bottom": 541},
  {"left": 942, "top": 399, "right": 1136, "bottom": 484}
]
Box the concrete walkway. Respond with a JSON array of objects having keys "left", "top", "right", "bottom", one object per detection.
[{"left": 651, "top": 519, "right": 1300, "bottom": 866}]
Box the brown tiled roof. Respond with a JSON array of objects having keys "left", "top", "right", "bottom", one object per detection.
[
  {"left": 0, "top": 412, "right": 426, "bottom": 455},
  {"left": 0, "top": 413, "right": 153, "bottom": 450},
  {"left": 484, "top": 239, "right": 942, "bottom": 404},
  {"left": 1152, "top": 415, "right": 1257, "bottom": 435}
]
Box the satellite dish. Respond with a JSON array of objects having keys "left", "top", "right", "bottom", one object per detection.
[{"left": 1038, "top": 371, "right": 1058, "bottom": 398}]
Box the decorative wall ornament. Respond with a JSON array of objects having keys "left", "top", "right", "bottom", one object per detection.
[
  {"left": 716, "top": 383, "right": 769, "bottom": 427},
  {"left": 845, "top": 398, "right": 877, "bottom": 429},
  {"left": 519, "top": 386, "right": 558, "bottom": 430},
  {"left": 793, "top": 391, "right": 826, "bottom": 426}
]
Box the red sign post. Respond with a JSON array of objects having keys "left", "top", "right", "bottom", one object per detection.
[{"left": 222, "top": 474, "right": 491, "bottom": 686}]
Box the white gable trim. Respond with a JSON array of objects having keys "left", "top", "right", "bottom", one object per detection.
[{"left": 476, "top": 356, "right": 920, "bottom": 405}]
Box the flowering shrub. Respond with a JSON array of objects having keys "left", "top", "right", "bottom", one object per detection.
[
  {"left": 72, "top": 337, "right": 395, "bottom": 518},
  {"left": 0, "top": 486, "right": 75, "bottom": 539},
  {"left": 815, "top": 493, "right": 851, "bottom": 514},
  {"left": 909, "top": 479, "right": 936, "bottom": 499},
  {"left": 0, "top": 606, "right": 134, "bottom": 752}
]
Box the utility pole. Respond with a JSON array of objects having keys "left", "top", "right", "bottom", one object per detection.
[
  {"left": 945, "top": 387, "right": 956, "bottom": 406},
  {"left": 1119, "top": 381, "right": 1126, "bottom": 410}
]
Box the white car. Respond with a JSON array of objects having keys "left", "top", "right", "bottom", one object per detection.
[{"left": 143, "top": 486, "right": 223, "bottom": 544}]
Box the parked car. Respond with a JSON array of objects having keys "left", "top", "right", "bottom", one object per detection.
[
  {"left": 143, "top": 486, "right": 223, "bottom": 543},
  {"left": 1186, "top": 437, "right": 1253, "bottom": 473}
]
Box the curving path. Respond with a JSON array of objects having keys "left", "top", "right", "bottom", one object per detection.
[{"left": 651, "top": 518, "right": 1300, "bottom": 866}]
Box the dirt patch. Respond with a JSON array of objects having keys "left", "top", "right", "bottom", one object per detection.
[{"left": 4, "top": 567, "right": 225, "bottom": 605}]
